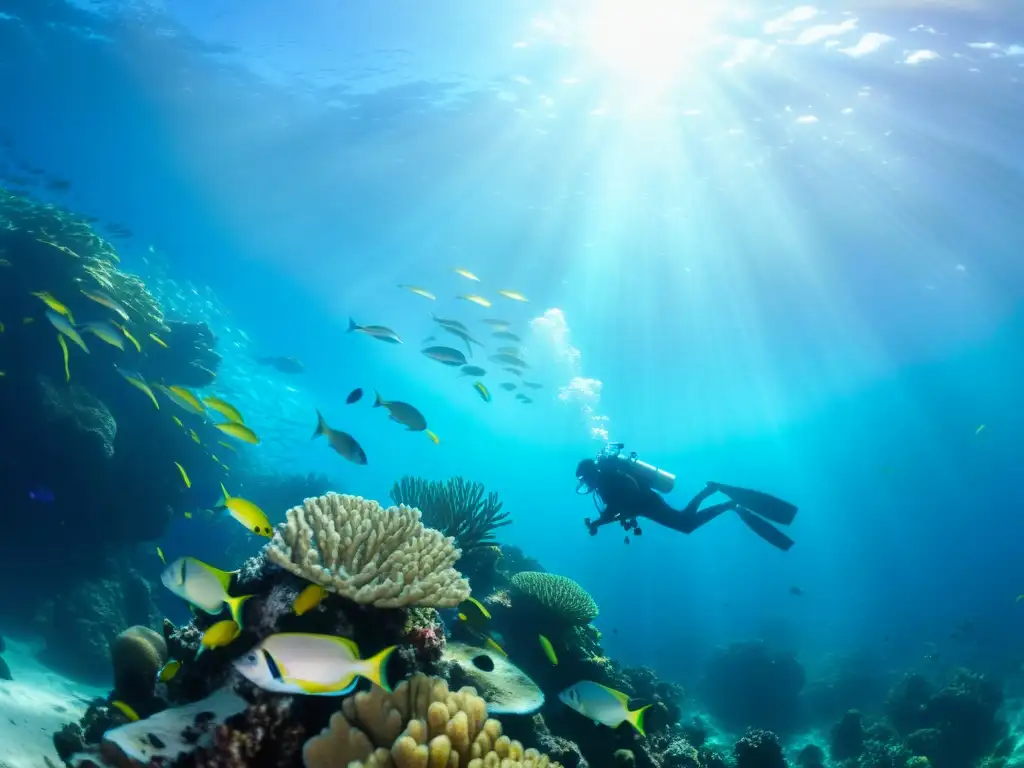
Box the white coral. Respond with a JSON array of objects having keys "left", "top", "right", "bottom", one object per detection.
[{"left": 266, "top": 493, "right": 470, "bottom": 608}]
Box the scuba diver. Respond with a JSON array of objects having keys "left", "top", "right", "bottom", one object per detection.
[{"left": 575, "top": 443, "right": 798, "bottom": 550}]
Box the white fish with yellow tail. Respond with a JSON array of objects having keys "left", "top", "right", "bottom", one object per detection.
[
  {"left": 33, "top": 292, "right": 74, "bottom": 323},
  {"left": 115, "top": 367, "right": 160, "bottom": 409},
  {"left": 558, "top": 681, "right": 651, "bottom": 735},
  {"left": 112, "top": 321, "right": 142, "bottom": 352},
  {"left": 453, "top": 268, "right": 480, "bottom": 282},
  {"left": 160, "top": 556, "right": 253, "bottom": 626},
  {"left": 82, "top": 321, "right": 125, "bottom": 350},
  {"left": 219, "top": 483, "right": 274, "bottom": 537},
  {"left": 497, "top": 289, "right": 529, "bottom": 302},
  {"left": 312, "top": 410, "right": 367, "bottom": 465},
  {"left": 158, "top": 385, "right": 206, "bottom": 415},
  {"left": 80, "top": 289, "right": 130, "bottom": 321},
  {"left": 215, "top": 421, "right": 260, "bottom": 445},
  {"left": 458, "top": 294, "right": 492, "bottom": 308},
  {"left": 233, "top": 633, "right": 395, "bottom": 696},
  {"left": 398, "top": 284, "right": 436, "bottom": 301},
  {"left": 46, "top": 310, "right": 89, "bottom": 353},
  {"left": 202, "top": 396, "right": 244, "bottom": 424}
]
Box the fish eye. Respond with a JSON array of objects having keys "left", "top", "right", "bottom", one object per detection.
[{"left": 246, "top": 653, "right": 257, "bottom": 664}]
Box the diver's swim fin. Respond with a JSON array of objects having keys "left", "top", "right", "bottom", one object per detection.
[
  {"left": 713, "top": 483, "right": 798, "bottom": 526},
  {"left": 736, "top": 507, "right": 795, "bottom": 551}
]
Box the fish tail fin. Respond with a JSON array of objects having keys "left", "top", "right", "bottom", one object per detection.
[
  {"left": 226, "top": 595, "right": 253, "bottom": 628},
  {"left": 312, "top": 409, "right": 326, "bottom": 439},
  {"left": 627, "top": 704, "right": 652, "bottom": 737},
  {"left": 347, "top": 318, "right": 359, "bottom": 333},
  {"left": 373, "top": 391, "right": 384, "bottom": 408},
  {"left": 360, "top": 645, "right": 397, "bottom": 692}
]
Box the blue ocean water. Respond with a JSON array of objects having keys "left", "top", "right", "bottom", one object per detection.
[{"left": 2, "top": 0, "right": 1024, "bottom": 761}]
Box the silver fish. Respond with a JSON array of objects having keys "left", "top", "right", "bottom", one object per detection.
[
  {"left": 503, "top": 367, "right": 523, "bottom": 377},
  {"left": 460, "top": 365, "right": 487, "bottom": 377},
  {"left": 492, "top": 331, "right": 521, "bottom": 342},
  {"left": 500, "top": 382, "right": 517, "bottom": 391},
  {"left": 422, "top": 346, "right": 468, "bottom": 366},
  {"left": 374, "top": 392, "right": 427, "bottom": 431},
  {"left": 523, "top": 381, "right": 543, "bottom": 389},
  {"left": 347, "top": 318, "right": 402, "bottom": 344},
  {"left": 431, "top": 314, "right": 469, "bottom": 333},
  {"left": 482, "top": 318, "right": 511, "bottom": 327},
  {"left": 312, "top": 410, "right": 368, "bottom": 464},
  {"left": 496, "top": 346, "right": 522, "bottom": 356},
  {"left": 489, "top": 353, "right": 529, "bottom": 369}
]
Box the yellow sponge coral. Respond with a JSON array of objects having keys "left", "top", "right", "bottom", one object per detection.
[{"left": 303, "top": 674, "right": 560, "bottom": 768}]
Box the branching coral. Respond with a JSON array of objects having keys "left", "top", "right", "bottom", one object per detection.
[
  {"left": 390, "top": 476, "right": 511, "bottom": 553},
  {"left": 303, "top": 673, "right": 560, "bottom": 768},
  {"left": 266, "top": 493, "right": 471, "bottom": 608},
  {"left": 509, "top": 572, "right": 598, "bottom": 626}
]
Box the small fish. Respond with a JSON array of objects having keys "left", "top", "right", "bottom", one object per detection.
[
  {"left": 347, "top": 318, "right": 402, "bottom": 344},
  {"left": 457, "top": 597, "right": 492, "bottom": 628},
  {"left": 498, "top": 290, "right": 529, "bottom": 302},
  {"left": 516, "top": 394, "right": 533, "bottom": 404},
  {"left": 116, "top": 368, "right": 160, "bottom": 408},
  {"left": 422, "top": 335, "right": 436, "bottom": 345},
  {"left": 174, "top": 462, "right": 191, "bottom": 489},
  {"left": 489, "top": 353, "right": 528, "bottom": 368},
  {"left": 1016, "top": 594, "right": 1024, "bottom": 602},
  {"left": 425, "top": 429, "right": 440, "bottom": 445},
  {"left": 312, "top": 410, "right": 368, "bottom": 464},
  {"left": 460, "top": 365, "right": 486, "bottom": 377},
  {"left": 161, "top": 556, "right": 253, "bottom": 626},
  {"left": 112, "top": 322, "right": 142, "bottom": 352},
  {"left": 214, "top": 421, "right": 260, "bottom": 445},
  {"left": 217, "top": 441, "right": 237, "bottom": 452},
  {"left": 523, "top": 381, "right": 543, "bottom": 389},
  {"left": 398, "top": 285, "right": 436, "bottom": 300},
  {"left": 975, "top": 424, "right": 986, "bottom": 435},
  {"left": 496, "top": 346, "right": 521, "bottom": 356},
  {"left": 32, "top": 292, "right": 74, "bottom": 324},
  {"left": 790, "top": 586, "right": 804, "bottom": 596},
  {"left": 346, "top": 388, "right": 363, "bottom": 405},
  {"left": 22, "top": 317, "right": 34, "bottom": 324},
  {"left": 539, "top": 635, "right": 558, "bottom": 665},
  {"left": 484, "top": 635, "right": 508, "bottom": 657},
  {"left": 80, "top": 289, "right": 130, "bottom": 321},
  {"left": 504, "top": 367, "right": 523, "bottom": 377},
  {"left": 482, "top": 318, "right": 510, "bottom": 328},
  {"left": 201, "top": 619, "right": 241, "bottom": 650},
  {"left": 453, "top": 268, "right": 480, "bottom": 282},
  {"left": 500, "top": 382, "right": 517, "bottom": 391},
  {"left": 160, "top": 385, "right": 206, "bottom": 416},
  {"left": 459, "top": 294, "right": 492, "bottom": 308},
  {"left": 220, "top": 483, "right": 273, "bottom": 537},
  {"left": 473, "top": 381, "right": 491, "bottom": 402},
  {"left": 29, "top": 487, "right": 55, "bottom": 503},
  {"left": 492, "top": 331, "right": 521, "bottom": 342},
  {"left": 184, "top": 511, "right": 193, "bottom": 519},
  {"left": 234, "top": 633, "right": 396, "bottom": 696},
  {"left": 431, "top": 314, "right": 470, "bottom": 333},
  {"left": 82, "top": 321, "right": 125, "bottom": 350},
  {"left": 203, "top": 396, "right": 244, "bottom": 424},
  {"left": 110, "top": 700, "right": 140, "bottom": 722},
  {"left": 156, "top": 659, "right": 180, "bottom": 683},
  {"left": 46, "top": 311, "right": 89, "bottom": 353},
  {"left": 256, "top": 356, "right": 305, "bottom": 374},
  {"left": 373, "top": 391, "right": 427, "bottom": 431},
  {"left": 294, "top": 584, "right": 329, "bottom": 616},
  {"left": 57, "top": 334, "right": 70, "bottom": 382},
  {"left": 172, "top": 416, "right": 184, "bottom": 428},
  {"left": 157, "top": 546, "right": 166, "bottom": 564},
  {"left": 149, "top": 333, "right": 169, "bottom": 348},
  {"left": 558, "top": 681, "right": 651, "bottom": 735},
  {"left": 422, "top": 346, "right": 468, "bottom": 366}
]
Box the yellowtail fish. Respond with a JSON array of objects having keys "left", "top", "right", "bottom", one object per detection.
[
  {"left": 32, "top": 292, "right": 74, "bottom": 324},
  {"left": 220, "top": 483, "right": 273, "bottom": 537},
  {"left": 202, "top": 396, "right": 244, "bottom": 424},
  {"left": 453, "top": 268, "right": 480, "bottom": 282},
  {"left": 115, "top": 368, "right": 159, "bottom": 409},
  {"left": 558, "top": 682, "right": 651, "bottom": 735},
  {"left": 149, "top": 333, "right": 169, "bottom": 348},
  {"left": 81, "top": 321, "right": 124, "bottom": 350},
  {"left": 189, "top": 429, "right": 201, "bottom": 444},
  {"left": 473, "top": 382, "right": 491, "bottom": 402},
  {"left": 425, "top": 429, "right": 440, "bottom": 445},
  {"left": 184, "top": 511, "right": 193, "bottom": 519},
  {"left": 57, "top": 334, "right": 70, "bottom": 382},
  {"left": 160, "top": 385, "right": 205, "bottom": 415},
  {"left": 398, "top": 284, "right": 436, "bottom": 300},
  {"left": 975, "top": 424, "right": 986, "bottom": 435},
  {"left": 110, "top": 700, "right": 140, "bottom": 722},
  {"left": 233, "top": 634, "right": 396, "bottom": 696},
  {"left": 112, "top": 322, "right": 141, "bottom": 352},
  {"left": 312, "top": 410, "right": 367, "bottom": 465},
  {"left": 215, "top": 421, "right": 260, "bottom": 445},
  {"left": 497, "top": 289, "right": 529, "bottom": 302},
  {"left": 174, "top": 462, "right": 191, "bottom": 488},
  {"left": 539, "top": 635, "right": 558, "bottom": 665},
  {"left": 457, "top": 597, "right": 491, "bottom": 628},
  {"left": 217, "top": 440, "right": 236, "bottom": 452},
  {"left": 294, "top": 584, "right": 329, "bottom": 616},
  {"left": 373, "top": 391, "right": 428, "bottom": 431},
  {"left": 157, "top": 546, "right": 166, "bottom": 564},
  {"left": 160, "top": 556, "right": 253, "bottom": 626},
  {"left": 200, "top": 619, "right": 241, "bottom": 650},
  {"left": 347, "top": 318, "right": 402, "bottom": 344},
  {"left": 46, "top": 310, "right": 89, "bottom": 353},
  {"left": 156, "top": 659, "right": 180, "bottom": 683},
  {"left": 458, "top": 294, "right": 491, "bottom": 308},
  {"left": 80, "top": 289, "right": 130, "bottom": 321},
  {"left": 172, "top": 416, "right": 184, "bottom": 428},
  {"left": 484, "top": 634, "right": 508, "bottom": 657}
]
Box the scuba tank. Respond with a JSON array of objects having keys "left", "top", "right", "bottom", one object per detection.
[{"left": 597, "top": 443, "right": 676, "bottom": 494}]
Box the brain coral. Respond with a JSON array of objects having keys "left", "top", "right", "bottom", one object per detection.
[{"left": 509, "top": 572, "right": 598, "bottom": 625}]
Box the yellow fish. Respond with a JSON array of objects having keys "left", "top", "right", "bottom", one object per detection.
[
  {"left": 202, "top": 396, "right": 244, "bottom": 424},
  {"left": 160, "top": 385, "right": 206, "bottom": 415},
  {"left": 32, "top": 291, "right": 75, "bottom": 324},
  {"left": 57, "top": 334, "right": 70, "bottom": 382},
  {"left": 200, "top": 619, "right": 241, "bottom": 650},
  {"left": 149, "top": 333, "right": 169, "bottom": 348},
  {"left": 46, "top": 310, "right": 89, "bottom": 354},
  {"left": 215, "top": 421, "right": 260, "bottom": 445},
  {"left": 473, "top": 381, "right": 491, "bottom": 402},
  {"left": 220, "top": 483, "right": 273, "bottom": 537},
  {"left": 80, "top": 289, "right": 130, "bottom": 322},
  {"left": 157, "top": 546, "right": 166, "bottom": 564},
  {"left": 115, "top": 367, "right": 160, "bottom": 409},
  {"left": 398, "top": 285, "right": 436, "bottom": 300},
  {"left": 294, "top": 584, "right": 329, "bottom": 616},
  {"left": 110, "top": 700, "right": 140, "bottom": 722},
  {"left": 82, "top": 321, "right": 124, "bottom": 350},
  {"left": 112, "top": 322, "right": 142, "bottom": 352},
  {"left": 172, "top": 416, "right": 184, "bottom": 428},
  {"left": 975, "top": 424, "right": 986, "bottom": 435},
  {"left": 156, "top": 659, "right": 180, "bottom": 682},
  {"left": 539, "top": 634, "right": 558, "bottom": 665},
  {"left": 189, "top": 429, "right": 201, "bottom": 444},
  {"left": 217, "top": 441, "right": 237, "bottom": 452},
  {"left": 174, "top": 462, "right": 191, "bottom": 488},
  {"left": 184, "top": 511, "right": 193, "bottom": 519},
  {"left": 484, "top": 635, "right": 508, "bottom": 657},
  {"left": 458, "top": 294, "right": 492, "bottom": 308},
  {"left": 453, "top": 268, "right": 480, "bottom": 282},
  {"left": 457, "top": 597, "right": 492, "bottom": 627},
  {"left": 498, "top": 289, "right": 529, "bottom": 302},
  {"left": 425, "top": 429, "right": 440, "bottom": 445}
]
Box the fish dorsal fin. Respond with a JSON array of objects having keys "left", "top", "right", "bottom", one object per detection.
[
  {"left": 324, "top": 634, "right": 361, "bottom": 658},
  {"left": 595, "top": 682, "right": 631, "bottom": 706}
]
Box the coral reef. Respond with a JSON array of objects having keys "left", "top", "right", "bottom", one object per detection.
[
  {"left": 390, "top": 476, "right": 511, "bottom": 554},
  {"left": 734, "top": 730, "right": 786, "bottom": 768},
  {"left": 267, "top": 493, "right": 471, "bottom": 608},
  {"left": 39, "top": 376, "right": 117, "bottom": 458},
  {"left": 111, "top": 625, "right": 168, "bottom": 707},
  {"left": 830, "top": 709, "right": 865, "bottom": 761},
  {"left": 508, "top": 572, "right": 599, "bottom": 626}
]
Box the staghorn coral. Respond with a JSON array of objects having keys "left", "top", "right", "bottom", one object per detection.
[
  {"left": 509, "top": 572, "right": 598, "bottom": 626},
  {"left": 267, "top": 493, "right": 471, "bottom": 608},
  {"left": 303, "top": 673, "right": 561, "bottom": 768},
  {"left": 390, "top": 476, "right": 511, "bottom": 553}
]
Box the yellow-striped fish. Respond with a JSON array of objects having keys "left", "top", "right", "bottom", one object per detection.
[
  {"left": 398, "top": 285, "right": 436, "bottom": 301},
  {"left": 220, "top": 483, "right": 273, "bottom": 537},
  {"left": 57, "top": 334, "right": 70, "bottom": 382},
  {"left": 112, "top": 322, "right": 142, "bottom": 352},
  {"left": 160, "top": 385, "right": 205, "bottom": 415},
  {"left": 157, "top": 546, "right": 166, "bottom": 564},
  {"left": 80, "top": 289, "right": 130, "bottom": 321},
  {"left": 46, "top": 311, "right": 89, "bottom": 353},
  {"left": 453, "top": 268, "right": 480, "bottom": 282},
  {"left": 174, "top": 462, "right": 191, "bottom": 488},
  {"left": 149, "top": 333, "right": 169, "bottom": 348},
  {"left": 425, "top": 429, "right": 440, "bottom": 445},
  {"left": 539, "top": 634, "right": 558, "bottom": 665},
  {"left": 497, "top": 289, "right": 529, "bottom": 302},
  {"left": 172, "top": 415, "right": 184, "bottom": 428},
  {"left": 189, "top": 429, "right": 201, "bottom": 444},
  {"left": 202, "top": 396, "right": 244, "bottom": 424},
  {"left": 115, "top": 367, "right": 160, "bottom": 409},
  {"left": 217, "top": 441, "right": 237, "bottom": 452},
  {"left": 473, "top": 381, "right": 491, "bottom": 402},
  {"left": 32, "top": 292, "right": 74, "bottom": 324},
  {"left": 459, "top": 294, "right": 491, "bottom": 308},
  {"left": 215, "top": 421, "right": 260, "bottom": 445},
  {"left": 110, "top": 700, "right": 140, "bottom": 722},
  {"left": 82, "top": 321, "right": 124, "bottom": 350}
]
